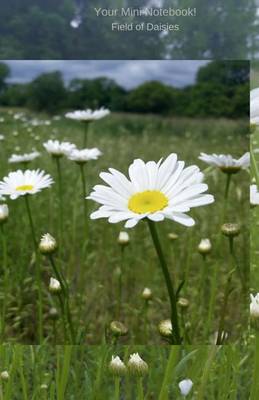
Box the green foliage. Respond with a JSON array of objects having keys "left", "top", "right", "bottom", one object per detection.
[
  {"left": 0, "top": 63, "right": 10, "bottom": 93},
  {"left": 0, "top": 110, "right": 249, "bottom": 344},
  {"left": 0, "top": 61, "right": 249, "bottom": 118},
  {"left": 126, "top": 81, "right": 177, "bottom": 114},
  {"left": 0, "top": 0, "right": 256, "bottom": 59},
  {"left": 26, "top": 72, "right": 67, "bottom": 114},
  {"left": 0, "top": 344, "right": 254, "bottom": 398}
]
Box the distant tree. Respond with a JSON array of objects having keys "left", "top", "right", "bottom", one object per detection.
[
  {"left": 0, "top": 84, "right": 28, "bottom": 107},
  {"left": 126, "top": 81, "right": 176, "bottom": 114},
  {"left": 0, "top": 0, "right": 256, "bottom": 59},
  {"left": 27, "top": 72, "right": 67, "bottom": 113},
  {"left": 197, "top": 61, "right": 249, "bottom": 86},
  {"left": 68, "top": 77, "right": 127, "bottom": 110},
  {"left": 0, "top": 63, "right": 10, "bottom": 93}
]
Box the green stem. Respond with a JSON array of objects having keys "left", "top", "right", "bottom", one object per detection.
[
  {"left": 251, "top": 332, "right": 259, "bottom": 400},
  {"left": 197, "top": 346, "right": 218, "bottom": 400},
  {"left": 24, "top": 195, "right": 37, "bottom": 250},
  {"left": 143, "top": 300, "right": 149, "bottom": 341},
  {"left": 136, "top": 378, "right": 144, "bottom": 400},
  {"left": 117, "top": 247, "right": 125, "bottom": 318},
  {"left": 222, "top": 174, "right": 232, "bottom": 222},
  {"left": 24, "top": 195, "right": 43, "bottom": 343},
  {"left": 158, "top": 347, "right": 180, "bottom": 400},
  {"left": 57, "top": 292, "right": 68, "bottom": 343},
  {"left": 0, "top": 224, "right": 7, "bottom": 341},
  {"left": 200, "top": 255, "right": 207, "bottom": 308},
  {"left": 83, "top": 122, "right": 89, "bottom": 147},
  {"left": 114, "top": 378, "right": 120, "bottom": 400},
  {"left": 79, "top": 163, "right": 88, "bottom": 235},
  {"left": 55, "top": 157, "right": 64, "bottom": 246},
  {"left": 147, "top": 220, "right": 181, "bottom": 344},
  {"left": 48, "top": 255, "right": 75, "bottom": 343}
]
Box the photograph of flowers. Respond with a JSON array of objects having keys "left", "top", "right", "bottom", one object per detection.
[{"left": 0, "top": 57, "right": 256, "bottom": 398}]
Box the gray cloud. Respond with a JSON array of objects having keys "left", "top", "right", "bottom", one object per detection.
[{"left": 4, "top": 60, "right": 209, "bottom": 89}]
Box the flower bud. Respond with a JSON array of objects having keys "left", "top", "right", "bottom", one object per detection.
[
  {"left": 40, "top": 384, "right": 48, "bottom": 390},
  {"left": 158, "top": 319, "right": 173, "bottom": 338},
  {"left": 221, "top": 223, "right": 240, "bottom": 238},
  {"left": 0, "top": 371, "right": 9, "bottom": 381},
  {"left": 142, "top": 287, "right": 152, "bottom": 300},
  {"left": 49, "top": 277, "right": 61, "bottom": 294},
  {"left": 250, "top": 293, "right": 259, "bottom": 319},
  {"left": 198, "top": 238, "right": 211, "bottom": 255},
  {"left": 118, "top": 231, "right": 130, "bottom": 246},
  {"left": 109, "top": 355, "right": 127, "bottom": 377},
  {"left": 127, "top": 353, "right": 148, "bottom": 377},
  {"left": 110, "top": 321, "right": 128, "bottom": 337},
  {"left": 0, "top": 204, "right": 9, "bottom": 224},
  {"left": 179, "top": 378, "right": 193, "bottom": 396},
  {"left": 39, "top": 233, "right": 57, "bottom": 254},
  {"left": 168, "top": 232, "right": 178, "bottom": 241},
  {"left": 178, "top": 297, "right": 189, "bottom": 309},
  {"left": 49, "top": 307, "right": 59, "bottom": 320}
]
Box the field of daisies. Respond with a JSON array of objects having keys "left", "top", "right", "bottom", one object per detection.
[
  {"left": 0, "top": 107, "right": 249, "bottom": 345},
  {"left": 0, "top": 344, "right": 256, "bottom": 399}
]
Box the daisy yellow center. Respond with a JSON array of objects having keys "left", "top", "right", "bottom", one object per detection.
[
  {"left": 16, "top": 185, "right": 34, "bottom": 191},
  {"left": 128, "top": 190, "right": 168, "bottom": 214}
]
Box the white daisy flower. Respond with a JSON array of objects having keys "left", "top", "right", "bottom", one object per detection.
[
  {"left": 250, "top": 184, "right": 259, "bottom": 206},
  {"left": 0, "top": 170, "right": 54, "bottom": 200},
  {"left": 68, "top": 148, "right": 102, "bottom": 163},
  {"left": 251, "top": 88, "right": 259, "bottom": 125},
  {"left": 178, "top": 379, "right": 193, "bottom": 397},
  {"left": 198, "top": 152, "right": 250, "bottom": 174},
  {"left": 8, "top": 151, "right": 40, "bottom": 164},
  {"left": 65, "top": 107, "right": 110, "bottom": 122},
  {"left": 88, "top": 153, "right": 214, "bottom": 228},
  {"left": 43, "top": 140, "right": 76, "bottom": 157}
]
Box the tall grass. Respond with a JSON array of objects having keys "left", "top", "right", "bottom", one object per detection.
[
  {"left": 0, "top": 344, "right": 254, "bottom": 399},
  {"left": 0, "top": 109, "right": 249, "bottom": 344}
]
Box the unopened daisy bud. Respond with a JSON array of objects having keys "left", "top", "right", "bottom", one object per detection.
[
  {"left": 40, "top": 384, "right": 48, "bottom": 390},
  {"left": 198, "top": 238, "right": 211, "bottom": 255},
  {"left": 0, "top": 204, "right": 9, "bottom": 224},
  {"left": 110, "top": 321, "right": 128, "bottom": 337},
  {"left": 49, "top": 277, "right": 61, "bottom": 294},
  {"left": 109, "top": 355, "right": 127, "bottom": 376},
  {"left": 179, "top": 379, "right": 193, "bottom": 397},
  {"left": 39, "top": 233, "right": 57, "bottom": 254},
  {"left": 158, "top": 319, "right": 173, "bottom": 338},
  {"left": 49, "top": 307, "right": 59, "bottom": 320},
  {"left": 118, "top": 231, "right": 130, "bottom": 246},
  {"left": 0, "top": 371, "right": 9, "bottom": 381},
  {"left": 250, "top": 293, "right": 259, "bottom": 320},
  {"left": 178, "top": 297, "right": 189, "bottom": 309},
  {"left": 128, "top": 353, "right": 148, "bottom": 376},
  {"left": 168, "top": 232, "right": 179, "bottom": 241},
  {"left": 142, "top": 287, "right": 152, "bottom": 300},
  {"left": 221, "top": 223, "right": 241, "bottom": 238}
]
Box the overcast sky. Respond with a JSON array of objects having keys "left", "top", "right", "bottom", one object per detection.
[{"left": 4, "top": 60, "right": 209, "bottom": 89}]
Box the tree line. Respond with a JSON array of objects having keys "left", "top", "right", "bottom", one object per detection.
[
  {"left": 0, "top": 0, "right": 257, "bottom": 59},
  {"left": 0, "top": 61, "right": 249, "bottom": 118}
]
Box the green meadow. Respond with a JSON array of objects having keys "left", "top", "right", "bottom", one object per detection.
[{"left": 0, "top": 109, "right": 249, "bottom": 344}]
